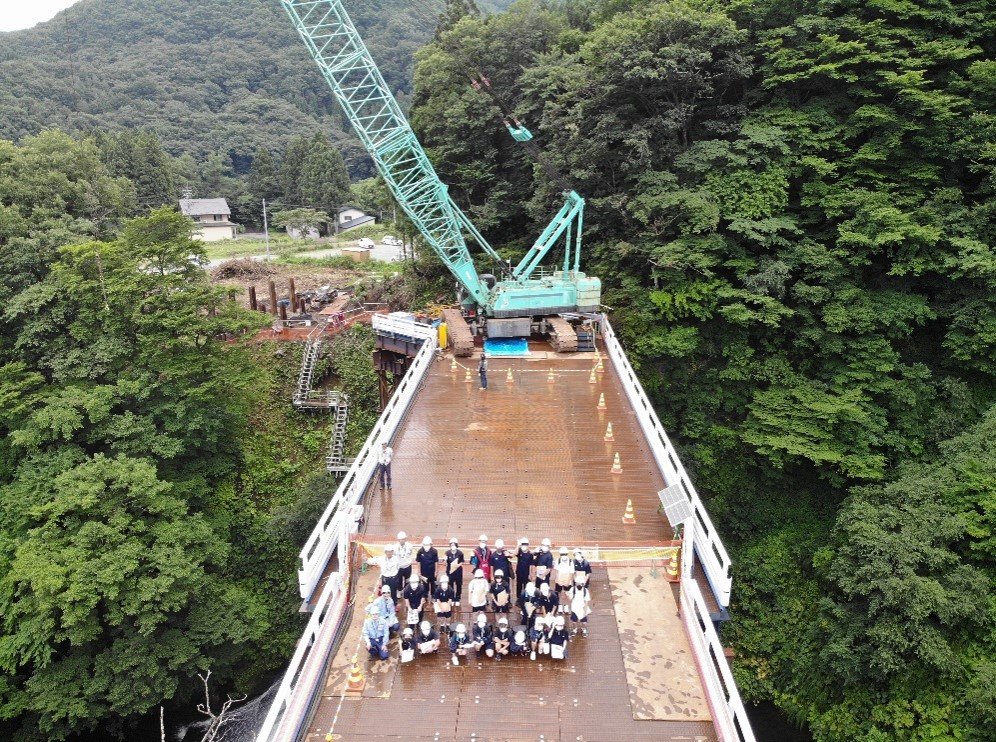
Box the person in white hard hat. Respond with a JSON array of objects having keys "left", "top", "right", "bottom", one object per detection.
[
  {"left": 432, "top": 574, "right": 455, "bottom": 634},
  {"left": 445, "top": 538, "right": 465, "bottom": 604},
  {"left": 493, "top": 616, "right": 512, "bottom": 659},
  {"left": 416, "top": 535, "right": 439, "bottom": 593},
  {"left": 449, "top": 623, "right": 470, "bottom": 665},
  {"left": 491, "top": 538, "right": 511, "bottom": 581},
  {"left": 534, "top": 538, "right": 554, "bottom": 586},
  {"left": 367, "top": 543, "right": 400, "bottom": 600},
  {"left": 395, "top": 531, "right": 414, "bottom": 585},
  {"left": 402, "top": 572, "right": 429, "bottom": 626},
  {"left": 362, "top": 604, "right": 390, "bottom": 661},
  {"left": 470, "top": 612, "right": 494, "bottom": 658},
  {"left": 514, "top": 537, "right": 533, "bottom": 596},
  {"left": 554, "top": 546, "right": 575, "bottom": 609},
  {"left": 510, "top": 628, "right": 529, "bottom": 657},
  {"left": 549, "top": 615, "right": 570, "bottom": 660},
  {"left": 417, "top": 620, "right": 440, "bottom": 654},
  {"left": 400, "top": 626, "right": 416, "bottom": 663},
  {"left": 569, "top": 571, "right": 592, "bottom": 636},
  {"left": 520, "top": 582, "right": 539, "bottom": 631},
  {"left": 538, "top": 581, "right": 559, "bottom": 617},
  {"left": 470, "top": 534, "right": 492, "bottom": 580},
  {"left": 374, "top": 583, "right": 400, "bottom": 634},
  {"left": 468, "top": 568, "right": 490, "bottom": 614},
  {"left": 489, "top": 569, "right": 511, "bottom": 615}
]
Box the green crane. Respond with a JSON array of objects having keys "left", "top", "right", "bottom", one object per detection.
[{"left": 279, "top": 0, "right": 601, "bottom": 319}]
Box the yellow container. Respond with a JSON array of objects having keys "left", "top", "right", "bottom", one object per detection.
[{"left": 438, "top": 322, "right": 448, "bottom": 349}]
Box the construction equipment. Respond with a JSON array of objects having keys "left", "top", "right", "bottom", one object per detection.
[{"left": 279, "top": 0, "right": 601, "bottom": 325}]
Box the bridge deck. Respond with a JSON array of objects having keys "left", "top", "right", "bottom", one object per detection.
[{"left": 304, "top": 345, "right": 718, "bottom": 741}]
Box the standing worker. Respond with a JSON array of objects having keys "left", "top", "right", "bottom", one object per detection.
[
  {"left": 377, "top": 441, "right": 393, "bottom": 490},
  {"left": 534, "top": 538, "right": 554, "bottom": 587},
  {"left": 491, "top": 539, "right": 512, "bottom": 582},
  {"left": 445, "top": 538, "right": 465, "bottom": 604},
  {"left": 489, "top": 570, "right": 512, "bottom": 615},
  {"left": 374, "top": 584, "right": 400, "bottom": 634},
  {"left": 554, "top": 546, "right": 575, "bottom": 611},
  {"left": 432, "top": 574, "right": 455, "bottom": 634},
  {"left": 514, "top": 537, "right": 534, "bottom": 598},
  {"left": 479, "top": 352, "right": 488, "bottom": 390},
  {"left": 416, "top": 536, "right": 439, "bottom": 593},
  {"left": 468, "top": 569, "right": 490, "bottom": 615},
  {"left": 367, "top": 544, "right": 400, "bottom": 600},
  {"left": 395, "top": 531, "right": 414, "bottom": 585},
  {"left": 471, "top": 534, "right": 492, "bottom": 580}
]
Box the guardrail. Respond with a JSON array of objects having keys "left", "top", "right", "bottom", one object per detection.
[
  {"left": 371, "top": 311, "right": 437, "bottom": 341},
  {"left": 256, "top": 529, "right": 351, "bottom": 742},
  {"left": 297, "top": 324, "right": 438, "bottom": 600},
  {"left": 600, "top": 315, "right": 732, "bottom": 607},
  {"left": 681, "top": 577, "right": 756, "bottom": 742}
]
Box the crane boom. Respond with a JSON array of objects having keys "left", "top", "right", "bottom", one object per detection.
[{"left": 279, "top": 0, "right": 491, "bottom": 306}]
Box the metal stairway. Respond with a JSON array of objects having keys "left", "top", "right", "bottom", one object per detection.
[
  {"left": 293, "top": 339, "right": 323, "bottom": 408},
  {"left": 325, "top": 396, "right": 350, "bottom": 474}
]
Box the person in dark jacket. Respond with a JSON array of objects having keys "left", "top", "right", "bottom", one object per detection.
[
  {"left": 493, "top": 616, "right": 512, "bottom": 659},
  {"left": 520, "top": 582, "right": 539, "bottom": 629},
  {"left": 470, "top": 534, "right": 492, "bottom": 580},
  {"left": 417, "top": 620, "right": 440, "bottom": 654},
  {"left": 471, "top": 613, "right": 495, "bottom": 658},
  {"left": 534, "top": 538, "right": 554, "bottom": 587},
  {"left": 510, "top": 629, "right": 529, "bottom": 657},
  {"left": 491, "top": 539, "right": 512, "bottom": 583},
  {"left": 572, "top": 547, "right": 592, "bottom": 586},
  {"left": 416, "top": 536, "right": 439, "bottom": 593},
  {"left": 449, "top": 623, "right": 470, "bottom": 666},
  {"left": 548, "top": 615, "right": 570, "bottom": 660},
  {"left": 432, "top": 574, "right": 454, "bottom": 634},
  {"left": 514, "top": 537, "right": 534, "bottom": 597},
  {"left": 538, "top": 581, "right": 559, "bottom": 617},
  {"left": 445, "top": 538, "right": 465, "bottom": 604},
  {"left": 489, "top": 570, "right": 512, "bottom": 615},
  {"left": 402, "top": 573, "right": 429, "bottom": 626}
]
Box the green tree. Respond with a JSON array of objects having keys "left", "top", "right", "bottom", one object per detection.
[{"left": 300, "top": 132, "right": 351, "bottom": 226}]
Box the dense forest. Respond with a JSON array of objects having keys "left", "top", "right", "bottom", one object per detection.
[
  {"left": 408, "top": 0, "right": 996, "bottom": 738},
  {"left": 1, "top": 0, "right": 994, "bottom": 739}
]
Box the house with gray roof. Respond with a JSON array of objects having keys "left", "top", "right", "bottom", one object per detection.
[{"left": 179, "top": 198, "right": 238, "bottom": 242}]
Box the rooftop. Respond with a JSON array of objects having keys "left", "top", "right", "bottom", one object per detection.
[{"left": 179, "top": 197, "right": 231, "bottom": 216}]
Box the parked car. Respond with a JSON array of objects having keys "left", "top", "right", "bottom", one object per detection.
[
  {"left": 382, "top": 235, "right": 402, "bottom": 247},
  {"left": 357, "top": 237, "right": 376, "bottom": 249}
]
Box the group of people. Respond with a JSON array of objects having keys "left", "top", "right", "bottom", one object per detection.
[{"left": 363, "top": 533, "right": 594, "bottom": 665}]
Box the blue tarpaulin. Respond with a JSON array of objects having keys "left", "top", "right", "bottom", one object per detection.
[{"left": 484, "top": 337, "right": 530, "bottom": 356}]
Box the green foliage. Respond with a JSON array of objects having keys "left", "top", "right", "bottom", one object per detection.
[{"left": 272, "top": 207, "right": 331, "bottom": 234}]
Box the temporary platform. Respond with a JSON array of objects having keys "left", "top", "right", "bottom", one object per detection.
[{"left": 257, "top": 314, "right": 754, "bottom": 742}]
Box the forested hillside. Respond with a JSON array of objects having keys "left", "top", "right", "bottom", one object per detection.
[
  {"left": 409, "top": 0, "right": 996, "bottom": 738},
  {"left": 0, "top": 0, "right": 510, "bottom": 175}
]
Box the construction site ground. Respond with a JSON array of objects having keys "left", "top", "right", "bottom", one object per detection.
[{"left": 303, "top": 343, "right": 718, "bottom": 741}]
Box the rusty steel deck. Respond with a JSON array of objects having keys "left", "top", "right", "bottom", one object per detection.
[{"left": 304, "top": 346, "right": 718, "bottom": 741}]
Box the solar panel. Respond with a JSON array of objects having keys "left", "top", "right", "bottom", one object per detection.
[{"left": 658, "top": 484, "right": 693, "bottom": 527}]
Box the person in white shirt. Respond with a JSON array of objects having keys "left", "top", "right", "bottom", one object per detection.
[
  {"left": 395, "top": 530, "right": 414, "bottom": 584},
  {"left": 378, "top": 441, "right": 393, "bottom": 490},
  {"left": 367, "top": 543, "right": 400, "bottom": 600},
  {"left": 467, "top": 569, "right": 490, "bottom": 614}
]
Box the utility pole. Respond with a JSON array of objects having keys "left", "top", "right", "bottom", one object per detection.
[{"left": 262, "top": 198, "right": 271, "bottom": 261}]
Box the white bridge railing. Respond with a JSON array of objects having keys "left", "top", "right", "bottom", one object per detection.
[
  {"left": 600, "top": 315, "right": 732, "bottom": 606},
  {"left": 371, "top": 311, "right": 437, "bottom": 341},
  {"left": 682, "top": 578, "right": 756, "bottom": 742},
  {"left": 297, "top": 324, "right": 438, "bottom": 599},
  {"left": 256, "top": 321, "right": 438, "bottom": 742}
]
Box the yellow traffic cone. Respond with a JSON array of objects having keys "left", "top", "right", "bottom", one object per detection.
[
  {"left": 464, "top": 367, "right": 472, "bottom": 383},
  {"left": 665, "top": 553, "right": 679, "bottom": 581},
  {"left": 450, "top": 357, "right": 458, "bottom": 371},
  {"left": 506, "top": 368, "right": 514, "bottom": 384},
  {"left": 622, "top": 498, "right": 636, "bottom": 524},
  {"left": 589, "top": 369, "right": 597, "bottom": 384},
  {"left": 595, "top": 358, "right": 605, "bottom": 374},
  {"left": 611, "top": 452, "right": 623, "bottom": 474},
  {"left": 597, "top": 393, "right": 606, "bottom": 410},
  {"left": 345, "top": 654, "right": 366, "bottom": 694},
  {"left": 604, "top": 423, "right": 614, "bottom": 442},
  {"left": 547, "top": 368, "right": 555, "bottom": 382}
]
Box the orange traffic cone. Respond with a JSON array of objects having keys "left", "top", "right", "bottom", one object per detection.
[
  {"left": 464, "top": 367, "right": 472, "bottom": 383},
  {"left": 345, "top": 655, "right": 366, "bottom": 694},
  {"left": 595, "top": 358, "right": 605, "bottom": 374},
  {"left": 604, "top": 423, "right": 614, "bottom": 442},
  {"left": 506, "top": 368, "right": 514, "bottom": 384},
  {"left": 622, "top": 498, "right": 635, "bottom": 524},
  {"left": 547, "top": 368, "right": 556, "bottom": 382},
  {"left": 450, "top": 357, "right": 458, "bottom": 371},
  {"left": 589, "top": 369, "right": 597, "bottom": 384},
  {"left": 611, "top": 452, "right": 623, "bottom": 474},
  {"left": 597, "top": 393, "right": 606, "bottom": 410},
  {"left": 665, "top": 552, "right": 679, "bottom": 580}
]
